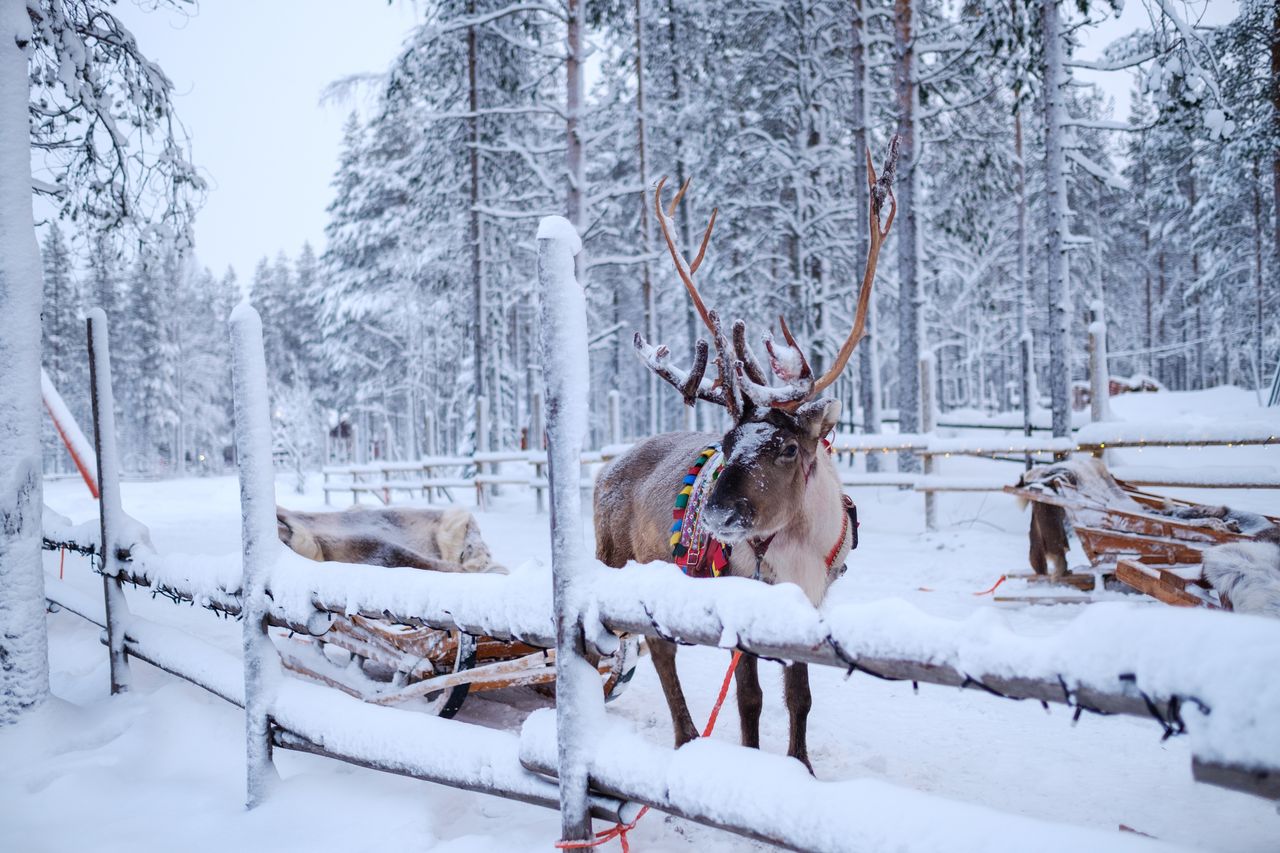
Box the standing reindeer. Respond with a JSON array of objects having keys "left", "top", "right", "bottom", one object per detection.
[{"left": 594, "top": 139, "right": 898, "bottom": 770}]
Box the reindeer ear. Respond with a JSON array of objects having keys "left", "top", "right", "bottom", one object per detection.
[{"left": 795, "top": 398, "right": 841, "bottom": 440}]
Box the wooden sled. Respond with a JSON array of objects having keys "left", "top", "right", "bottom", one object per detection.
[
  {"left": 280, "top": 614, "right": 641, "bottom": 718},
  {"left": 1005, "top": 458, "right": 1279, "bottom": 609},
  {"left": 274, "top": 505, "right": 642, "bottom": 717}
]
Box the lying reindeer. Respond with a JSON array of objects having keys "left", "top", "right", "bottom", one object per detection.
[
  {"left": 277, "top": 506, "right": 506, "bottom": 574},
  {"left": 595, "top": 141, "right": 898, "bottom": 770}
]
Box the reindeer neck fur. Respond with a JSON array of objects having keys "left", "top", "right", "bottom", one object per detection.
[{"left": 736, "top": 447, "right": 844, "bottom": 606}]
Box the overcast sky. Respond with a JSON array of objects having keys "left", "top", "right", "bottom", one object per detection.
[
  {"left": 113, "top": 0, "right": 422, "bottom": 281},
  {"left": 108, "top": 0, "right": 1235, "bottom": 283}
]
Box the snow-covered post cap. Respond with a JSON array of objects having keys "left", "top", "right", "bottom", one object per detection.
[
  {"left": 230, "top": 297, "right": 260, "bottom": 327},
  {"left": 536, "top": 215, "right": 583, "bottom": 256},
  {"left": 536, "top": 216, "right": 587, "bottom": 454}
]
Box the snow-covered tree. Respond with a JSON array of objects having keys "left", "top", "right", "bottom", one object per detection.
[
  {"left": 39, "top": 222, "right": 88, "bottom": 471},
  {"left": 1, "top": 0, "right": 199, "bottom": 726}
]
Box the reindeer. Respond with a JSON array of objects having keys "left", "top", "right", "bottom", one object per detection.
[{"left": 594, "top": 140, "right": 898, "bottom": 770}]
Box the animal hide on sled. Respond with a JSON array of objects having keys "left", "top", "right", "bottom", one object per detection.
[
  {"left": 276, "top": 506, "right": 507, "bottom": 574},
  {"left": 1203, "top": 527, "right": 1280, "bottom": 618}
]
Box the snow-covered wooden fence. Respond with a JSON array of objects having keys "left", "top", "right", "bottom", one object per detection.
[
  {"left": 319, "top": 422, "right": 1280, "bottom": 511},
  {"left": 38, "top": 225, "right": 1280, "bottom": 851}
]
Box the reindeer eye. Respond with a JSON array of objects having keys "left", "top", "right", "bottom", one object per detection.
[{"left": 780, "top": 443, "right": 799, "bottom": 460}]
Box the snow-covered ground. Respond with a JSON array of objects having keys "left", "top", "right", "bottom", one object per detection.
[{"left": 4, "top": 387, "right": 1279, "bottom": 852}]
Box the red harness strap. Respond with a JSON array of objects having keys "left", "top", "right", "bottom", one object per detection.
[{"left": 554, "top": 650, "right": 744, "bottom": 852}]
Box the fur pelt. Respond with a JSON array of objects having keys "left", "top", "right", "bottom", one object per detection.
[
  {"left": 276, "top": 506, "right": 506, "bottom": 574},
  {"left": 1203, "top": 529, "right": 1280, "bottom": 618}
]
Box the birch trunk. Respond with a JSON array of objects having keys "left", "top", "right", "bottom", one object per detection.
[
  {"left": 893, "top": 0, "right": 922, "bottom": 471},
  {"left": 565, "top": 0, "right": 586, "bottom": 268},
  {"left": 635, "top": 0, "right": 658, "bottom": 435},
  {"left": 1254, "top": 159, "right": 1266, "bottom": 389},
  {"left": 851, "top": 0, "right": 882, "bottom": 470},
  {"left": 468, "top": 3, "right": 486, "bottom": 457},
  {"left": 1272, "top": 0, "right": 1279, "bottom": 273},
  {"left": 1041, "top": 0, "right": 1072, "bottom": 438},
  {"left": 0, "top": 0, "right": 50, "bottom": 726},
  {"left": 1015, "top": 112, "right": 1034, "bottom": 459}
]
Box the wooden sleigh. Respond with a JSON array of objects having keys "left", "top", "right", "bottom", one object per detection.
[
  {"left": 279, "top": 613, "right": 640, "bottom": 717},
  {"left": 272, "top": 505, "right": 641, "bottom": 718},
  {"left": 1003, "top": 457, "right": 1279, "bottom": 608}
]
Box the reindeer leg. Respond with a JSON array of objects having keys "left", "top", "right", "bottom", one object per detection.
[
  {"left": 735, "top": 652, "right": 762, "bottom": 749},
  {"left": 649, "top": 637, "right": 699, "bottom": 747},
  {"left": 784, "top": 661, "right": 814, "bottom": 773}
]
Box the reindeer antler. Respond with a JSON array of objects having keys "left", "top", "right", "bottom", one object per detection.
[
  {"left": 635, "top": 177, "right": 741, "bottom": 418},
  {"left": 733, "top": 135, "right": 900, "bottom": 412},
  {"left": 637, "top": 136, "right": 899, "bottom": 422}
]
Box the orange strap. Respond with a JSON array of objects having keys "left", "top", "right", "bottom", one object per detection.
[
  {"left": 973, "top": 575, "right": 1007, "bottom": 596},
  {"left": 555, "top": 650, "right": 744, "bottom": 851},
  {"left": 59, "top": 547, "right": 66, "bottom": 580}
]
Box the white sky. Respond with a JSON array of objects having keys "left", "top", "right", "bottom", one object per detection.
[
  {"left": 113, "top": 0, "right": 422, "bottom": 281},
  {"left": 1073, "top": 0, "right": 1238, "bottom": 115},
  {"left": 104, "top": 0, "right": 1237, "bottom": 282}
]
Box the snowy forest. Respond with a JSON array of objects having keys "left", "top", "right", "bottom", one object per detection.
[
  {"left": 36, "top": 0, "right": 1280, "bottom": 474},
  {"left": 8, "top": 2, "right": 1280, "bottom": 849}
]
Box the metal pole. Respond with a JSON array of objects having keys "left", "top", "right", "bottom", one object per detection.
[{"left": 86, "top": 310, "right": 131, "bottom": 695}]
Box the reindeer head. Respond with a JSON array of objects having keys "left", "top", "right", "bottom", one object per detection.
[{"left": 636, "top": 139, "right": 899, "bottom": 545}]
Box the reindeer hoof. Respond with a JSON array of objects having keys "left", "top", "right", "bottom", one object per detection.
[{"left": 674, "top": 729, "right": 699, "bottom": 749}]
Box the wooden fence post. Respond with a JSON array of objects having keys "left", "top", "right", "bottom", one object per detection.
[
  {"left": 920, "top": 354, "right": 938, "bottom": 532},
  {"left": 530, "top": 388, "right": 546, "bottom": 513},
  {"left": 1088, "top": 301, "right": 1112, "bottom": 464},
  {"left": 86, "top": 310, "right": 131, "bottom": 695},
  {"left": 475, "top": 395, "right": 489, "bottom": 510},
  {"left": 607, "top": 389, "right": 622, "bottom": 446},
  {"left": 229, "top": 302, "right": 282, "bottom": 809},
  {"left": 1088, "top": 301, "right": 1111, "bottom": 419},
  {"left": 1020, "top": 332, "right": 1035, "bottom": 470},
  {"left": 537, "top": 216, "right": 600, "bottom": 845}
]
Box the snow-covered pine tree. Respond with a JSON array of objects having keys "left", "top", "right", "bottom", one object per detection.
[
  {"left": 172, "top": 265, "right": 232, "bottom": 475},
  {"left": 1, "top": 0, "right": 198, "bottom": 726},
  {"left": 40, "top": 222, "right": 87, "bottom": 472}
]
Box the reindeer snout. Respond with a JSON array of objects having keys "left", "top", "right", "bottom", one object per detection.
[{"left": 705, "top": 495, "right": 755, "bottom": 540}]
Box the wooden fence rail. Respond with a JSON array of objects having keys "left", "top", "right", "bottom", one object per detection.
[{"left": 320, "top": 424, "right": 1279, "bottom": 510}]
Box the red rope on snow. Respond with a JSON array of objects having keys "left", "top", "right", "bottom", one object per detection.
[
  {"left": 972, "top": 574, "right": 1007, "bottom": 596},
  {"left": 554, "top": 650, "right": 744, "bottom": 852}
]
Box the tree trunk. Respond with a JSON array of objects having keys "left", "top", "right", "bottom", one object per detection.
[
  {"left": 565, "top": 0, "right": 585, "bottom": 248},
  {"left": 0, "top": 0, "right": 51, "bottom": 726},
  {"left": 665, "top": 1, "right": 698, "bottom": 362},
  {"left": 893, "top": 0, "right": 922, "bottom": 470},
  {"left": 1272, "top": 0, "right": 1279, "bottom": 275},
  {"left": 467, "top": 6, "right": 486, "bottom": 455},
  {"left": 634, "top": 0, "right": 657, "bottom": 435},
  {"left": 1015, "top": 111, "right": 1034, "bottom": 459},
  {"left": 851, "top": 0, "right": 880, "bottom": 460},
  {"left": 1041, "top": 0, "right": 1072, "bottom": 438},
  {"left": 1254, "top": 159, "right": 1265, "bottom": 388}
]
